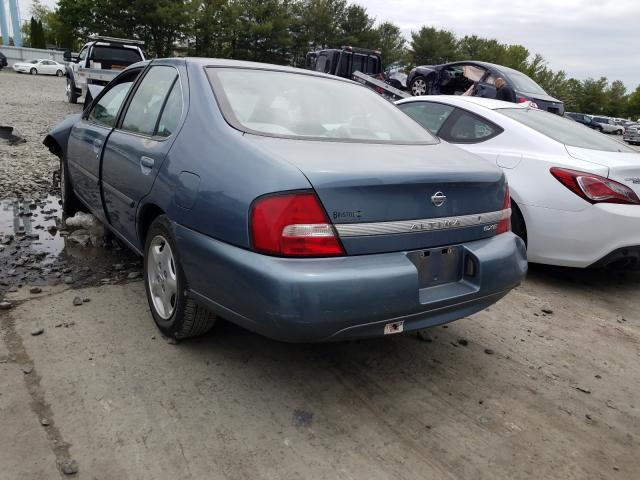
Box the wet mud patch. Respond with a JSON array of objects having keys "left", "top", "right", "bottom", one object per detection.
[{"left": 0, "top": 195, "right": 141, "bottom": 296}]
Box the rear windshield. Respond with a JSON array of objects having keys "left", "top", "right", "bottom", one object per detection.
[
  {"left": 90, "top": 46, "right": 142, "bottom": 66},
  {"left": 207, "top": 68, "right": 437, "bottom": 144},
  {"left": 498, "top": 108, "right": 635, "bottom": 152},
  {"left": 503, "top": 70, "right": 547, "bottom": 95}
]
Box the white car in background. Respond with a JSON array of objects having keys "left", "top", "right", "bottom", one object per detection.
[
  {"left": 12, "top": 58, "right": 65, "bottom": 76},
  {"left": 396, "top": 96, "right": 640, "bottom": 269}
]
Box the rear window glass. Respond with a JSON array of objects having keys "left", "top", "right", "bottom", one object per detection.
[
  {"left": 316, "top": 53, "right": 333, "bottom": 74},
  {"left": 207, "top": 68, "right": 437, "bottom": 144},
  {"left": 91, "top": 46, "right": 142, "bottom": 66},
  {"left": 498, "top": 108, "right": 635, "bottom": 152},
  {"left": 502, "top": 70, "right": 547, "bottom": 95}
]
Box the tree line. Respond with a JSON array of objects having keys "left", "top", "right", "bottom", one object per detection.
[{"left": 16, "top": 0, "right": 640, "bottom": 119}]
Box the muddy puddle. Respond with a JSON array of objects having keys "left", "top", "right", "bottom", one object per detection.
[{"left": 0, "top": 194, "right": 140, "bottom": 294}]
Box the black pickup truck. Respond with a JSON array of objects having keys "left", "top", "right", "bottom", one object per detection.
[{"left": 305, "top": 46, "right": 383, "bottom": 79}]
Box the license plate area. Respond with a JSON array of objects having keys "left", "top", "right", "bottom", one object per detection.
[{"left": 408, "top": 246, "right": 463, "bottom": 289}]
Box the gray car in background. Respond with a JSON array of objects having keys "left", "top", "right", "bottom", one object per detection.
[{"left": 591, "top": 116, "right": 624, "bottom": 135}]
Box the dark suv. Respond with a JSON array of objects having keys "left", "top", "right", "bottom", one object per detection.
[
  {"left": 565, "top": 112, "right": 601, "bottom": 130},
  {"left": 406, "top": 61, "right": 564, "bottom": 115},
  {"left": 0, "top": 52, "right": 7, "bottom": 70},
  {"left": 306, "top": 46, "right": 382, "bottom": 79}
]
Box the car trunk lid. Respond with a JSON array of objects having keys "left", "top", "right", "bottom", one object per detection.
[{"left": 245, "top": 136, "right": 508, "bottom": 255}]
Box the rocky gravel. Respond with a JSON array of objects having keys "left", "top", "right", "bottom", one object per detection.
[
  {"left": 0, "top": 70, "right": 140, "bottom": 295},
  {"left": 0, "top": 70, "right": 78, "bottom": 199}
]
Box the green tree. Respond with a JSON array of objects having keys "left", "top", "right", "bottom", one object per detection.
[
  {"left": 579, "top": 77, "right": 609, "bottom": 114},
  {"left": 338, "top": 4, "right": 377, "bottom": 48},
  {"left": 299, "top": 0, "right": 347, "bottom": 50},
  {"left": 606, "top": 80, "right": 627, "bottom": 117},
  {"left": 626, "top": 86, "right": 640, "bottom": 120},
  {"left": 375, "top": 21, "right": 405, "bottom": 67},
  {"left": 409, "top": 27, "right": 458, "bottom": 66},
  {"left": 37, "top": 20, "right": 47, "bottom": 48},
  {"left": 228, "top": 0, "right": 295, "bottom": 64},
  {"left": 29, "top": 17, "right": 38, "bottom": 47}
]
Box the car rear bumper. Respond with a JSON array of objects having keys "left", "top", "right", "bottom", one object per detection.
[
  {"left": 523, "top": 202, "right": 640, "bottom": 268},
  {"left": 174, "top": 224, "right": 527, "bottom": 342}
]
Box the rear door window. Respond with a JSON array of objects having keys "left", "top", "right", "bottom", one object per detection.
[
  {"left": 120, "top": 66, "right": 178, "bottom": 136},
  {"left": 397, "top": 102, "right": 455, "bottom": 135},
  {"left": 156, "top": 81, "right": 183, "bottom": 137}
]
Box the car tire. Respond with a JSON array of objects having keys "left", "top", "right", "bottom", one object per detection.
[
  {"left": 511, "top": 201, "right": 527, "bottom": 246},
  {"left": 597, "top": 126, "right": 603, "bottom": 133},
  {"left": 60, "top": 157, "right": 82, "bottom": 216},
  {"left": 56, "top": 70, "right": 63, "bottom": 77},
  {"left": 144, "top": 215, "right": 216, "bottom": 340},
  {"left": 410, "top": 76, "right": 428, "bottom": 96},
  {"left": 66, "top": 77, "right": 78, "bottom": 104},
  {"left": 30, "top": 68, "right": 37, "bottom": 75}
]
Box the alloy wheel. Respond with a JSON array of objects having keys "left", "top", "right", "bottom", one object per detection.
[
  {"left": 147, "top": 235, "right": 178, "bottom": 320},
  {"left": 411, "top": 78, "right": 427, "bottom": 96}
]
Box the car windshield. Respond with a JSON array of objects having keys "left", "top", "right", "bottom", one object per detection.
[
  {"left": 503, "top": 70, "right": 547, "bottom": 95},
  {"left": 29, "top": 59, "right": 39, "bottom": 64},
  {"left": 498, "top": 108, "right": 635, "bottom": 152},
  {"left": 207, "top": 68, "right": 437, "bottom": 144}
]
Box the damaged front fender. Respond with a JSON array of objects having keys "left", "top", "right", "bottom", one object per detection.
[{"left": 43, "top": 113, "right": 81, "bottom": 159}]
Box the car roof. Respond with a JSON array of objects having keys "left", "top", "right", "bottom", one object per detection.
[
  {"left": 183, "top": 57, "right": 356, "bottom": 83},
  {"left": 397, "top": 95, "right": 528, "bottom": 111}
]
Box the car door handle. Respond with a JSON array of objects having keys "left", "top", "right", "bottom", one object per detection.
[
  {"left": 140, "top": 156, "right": 155, "bottom": 175},
  {"left": 92, "top": 138, "right": 103, "bottom": 155}
]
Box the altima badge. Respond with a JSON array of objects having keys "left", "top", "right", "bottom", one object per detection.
[{"left": 431, "top": 191, "right": 446, "bottom": 207}]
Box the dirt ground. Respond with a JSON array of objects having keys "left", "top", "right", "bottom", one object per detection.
[{"left": 1, "top": 70, "right": 640, "bottom": 480}]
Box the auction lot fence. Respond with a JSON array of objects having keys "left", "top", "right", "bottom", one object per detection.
[{"left": 0, "top": 45, "right": 66, "bottom": 66}]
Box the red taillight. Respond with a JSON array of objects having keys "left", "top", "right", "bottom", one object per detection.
[
  {"left": 550, "top": 167, "right": 640, "bottom": 205},
  {"left": 497, "top": 184, "right": 511, "bottom": 234},
  {"left": 517, "top": 96, "right": 528, "bottom": 103},
  {"left": 250, "top": 192, "right": 345, "bottom": 257}
]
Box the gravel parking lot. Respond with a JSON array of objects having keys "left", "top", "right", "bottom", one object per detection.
[{"left": 1, "top": 70, "right": 639, "bottom": 479}]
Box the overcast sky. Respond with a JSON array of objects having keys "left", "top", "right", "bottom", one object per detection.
[
  {"left": 361, "top": 0, "right": 639, "bottom": 90},
  {"left": 13, "top": 0, "right": 640, "bottom": 90}
]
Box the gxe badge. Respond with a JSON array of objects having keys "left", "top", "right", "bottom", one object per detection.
[{"left": 431, "top": 191, "right": 446, "bottom": 207}]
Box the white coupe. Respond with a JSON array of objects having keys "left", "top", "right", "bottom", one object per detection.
[
  {"left": 397, "top": 96, "right": 640, "bottom": 269},
  {"left": 12, "top": 58, "right": 65, "bottom": 76}
]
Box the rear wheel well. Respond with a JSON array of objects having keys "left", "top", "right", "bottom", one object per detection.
[
  {"left": 43, "top": 135, "right": 63, "bottom": 159},
  {"left": 139, "top": 204, "right": 165, "bottom": 246},
  {"left": 510, "top": 199, "right": 527, "bottom": 246}
]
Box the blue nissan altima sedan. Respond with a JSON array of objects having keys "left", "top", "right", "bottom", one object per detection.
[{"left": 44, "top": 58, "right": 527, "bottom": 342}]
